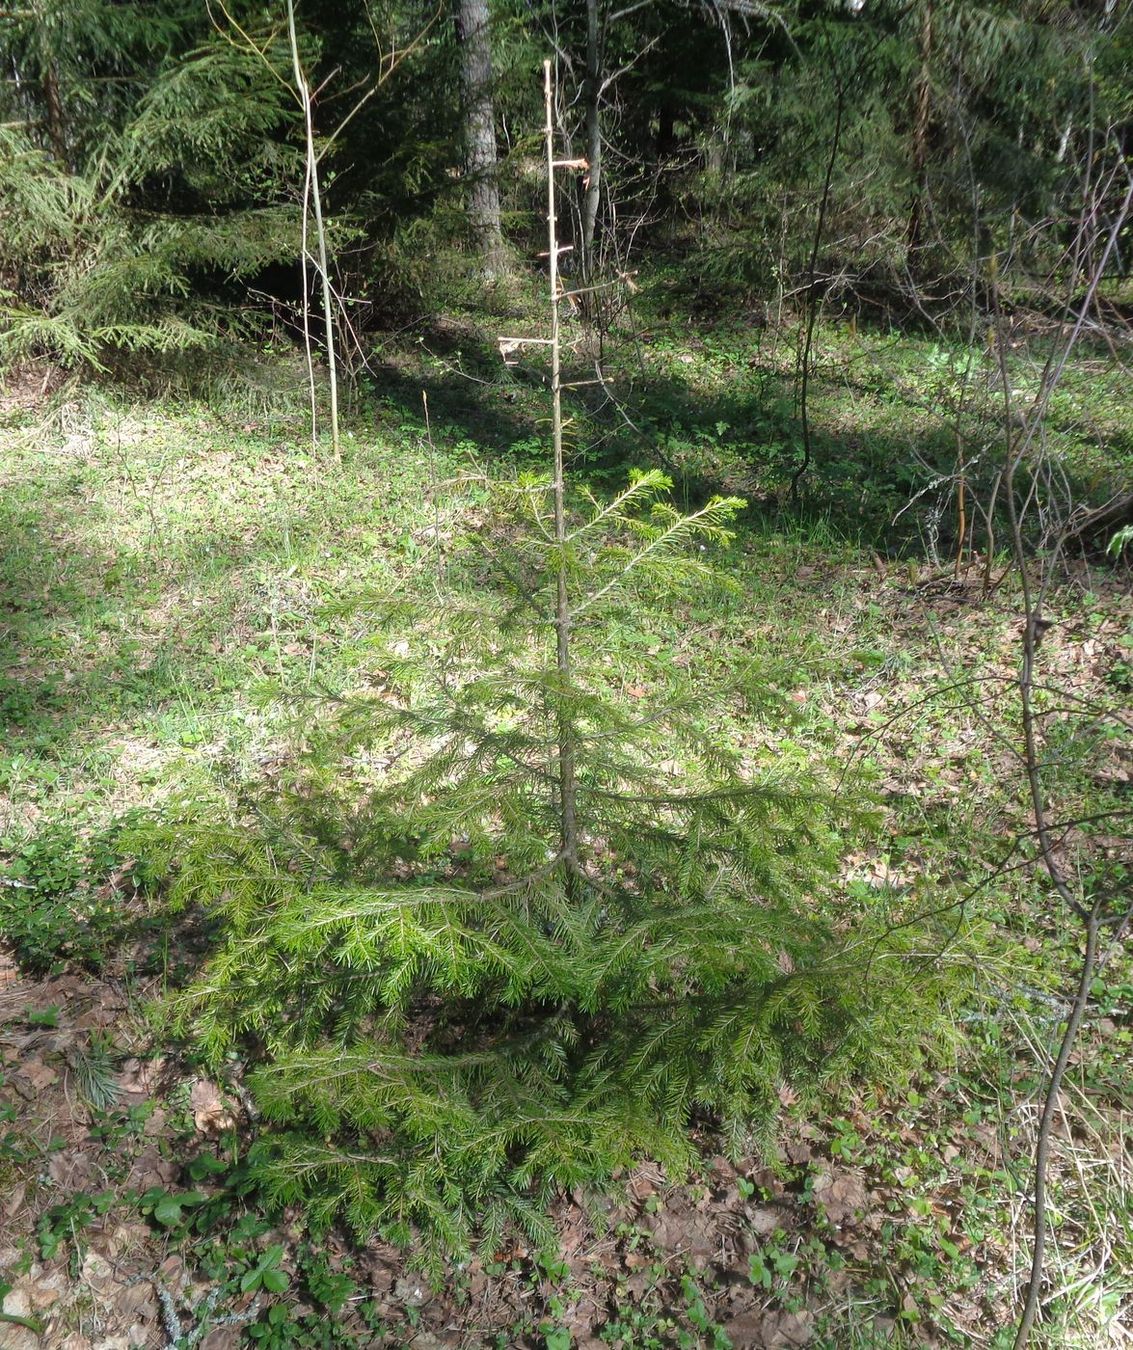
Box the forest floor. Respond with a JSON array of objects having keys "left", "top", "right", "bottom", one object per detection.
[{"left": 0, "top": 301, "right": 1131, "bottom": 1350}]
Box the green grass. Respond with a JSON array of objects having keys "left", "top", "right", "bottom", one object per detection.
[
  {"left": 0, "top": 379, "right": 478, "bottom": 829},
  {"left": 612, "top": 283, "right": 1132, "bottom": 555},
  {"left": 0, "top": 355, "right": 867, "bottom": 839}
]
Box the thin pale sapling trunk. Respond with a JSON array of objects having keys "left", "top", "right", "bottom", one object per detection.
[
  {"left": 580, "top": 0, "right": 602, "bottom": 283},
  {"left": 286, "top": 0, "right": 340, "bottom": 460},
  {"left": 543, "top": 59, "right": 579, "bottom": 869},
  {"left": 296, "top": 92, "right": 317, "bottom": 447}
]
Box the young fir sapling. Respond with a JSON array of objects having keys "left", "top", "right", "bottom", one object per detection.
[{"left": 134, "top": 63, "right": 946, "bottom": 1263}]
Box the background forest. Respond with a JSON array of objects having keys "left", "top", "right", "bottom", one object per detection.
[{"left": 1, "top": 2, "right": 1131, "bottom": 1349}]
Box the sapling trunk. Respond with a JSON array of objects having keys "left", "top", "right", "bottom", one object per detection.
[
  {"left": 287, "top": 0, "right": 340, "bottom": 461},
  {"left": 544, "top": 59, "right": 579, "bottom": 869},
  {"left": 581, "top": 0, "right": 602, "bottom": 283}
]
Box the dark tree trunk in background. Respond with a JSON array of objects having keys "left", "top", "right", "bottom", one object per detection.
[
  {"left": 42, "top": 61, "right": 67, "bottom": 163},
  {"left": 36, "top": 0, "right": 67, "bottom": 166},
  {"left": 456, "top": 0, "right": 505, "bottom": 275},
  {"left": 908, "top": 0, "right": 934, "bottom": 256}
]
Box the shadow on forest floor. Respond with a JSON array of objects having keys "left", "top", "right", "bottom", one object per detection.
[
  {"left": 365, "top": 312, "right": 1130, "bottom": 559},
  {"left": 365, "top": 330, "right": 966, "bottom": 555}
]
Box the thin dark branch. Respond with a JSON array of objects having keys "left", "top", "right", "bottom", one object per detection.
[
  {"left": 1013, "top": 906, "right": 1102, "bottom": 1349},
  {"left": 789, "top": 29, "right": 844, "bottom": 504}
]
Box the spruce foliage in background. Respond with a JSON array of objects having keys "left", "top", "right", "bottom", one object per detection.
[
  {"left": 0, "top": 1, "right": 299, "bottom": 368},
  {"left": 4, "top": 2, "right": 1129, "bottom": 358},
  {"left": 136, "top": 468, "right": 954, "bottom": 1261}
]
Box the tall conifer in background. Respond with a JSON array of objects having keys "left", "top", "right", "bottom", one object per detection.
[
  {"left": 456, "top": 0, "right": 507, "bottom": 276},
  {"left": 0, "top": 1, "right": 301, "bottom": 367}
]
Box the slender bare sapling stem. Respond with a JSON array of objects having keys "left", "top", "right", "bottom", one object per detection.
[
  {"left": 287, "top": 0, "right": 340, "bottom": 461},
  {"left": 544, "top": 59, "right": 579, "bottom": 870},
  {"left": 998, "top": 172, "right": 1133, "bottom": 1350}
]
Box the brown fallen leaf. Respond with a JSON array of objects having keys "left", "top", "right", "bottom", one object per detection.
[
  {"left": 116, "top": 1056, "right": 165, "bottom": 1098},
  {"left": 708, "top": 1154, "right": 736, "bottom": 1181},
  {"left": 190, "top": 1078, "right": 235, "bottom": 1134},
  {"left": 3, "top": 1182, "right": 27, "bottom": 1220},
  {"left": 22, "top": 1267, "right": 68, "bottom": 1311},
  {"left": 48, "top": 1148, "right": 96, "bottom": 1191},
  {"left": 812, "top": 1168, "right": 868, "bottom": 1227},
  {"left": 14, "top": 1059, "right": 57, "bottom": 1093},
  {"left": 723, "top": 1313, "right": 766, "bottom": 1349},
  {"left": 124, "top": 1148, "right": 178, "bottom": 1193},
  {"left": 624, "top": 1273, "right": 652, "bottom": 1301},
  {"left": 0, "top": 947, "right": 22, "bottom": 990},
  {"left": 113, "top": 1283, "right": 157, "bottom": 1321},
  {"left": 628, "top": 1173, "right": 656, "bottom": 1201},
  {"left": 746, "top": 1207, "right": 781, "bottom": 1237},
  {"left": 80, "top": 1251, "right": 117, "bottom": 1296},
  {"left": 764, "top": 1309, "right": 813, "bottom": 1347}
]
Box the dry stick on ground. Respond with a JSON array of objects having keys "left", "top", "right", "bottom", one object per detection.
[{"left": 997, "top": 170, "right": 1133, "bottom": 1350}]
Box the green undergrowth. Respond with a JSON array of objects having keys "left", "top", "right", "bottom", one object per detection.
[
  {"left": 602, "top": 278, "right": 1133, "bottom": 554},
  {"left": 0, "top": 353, "right": 869, "bottom": 840},
  {"left": 1, "top": 322, "right": 1130, "bottom": 1345},
  {"left": 0, "top": 816, "right": 154, "bottom": 973}
]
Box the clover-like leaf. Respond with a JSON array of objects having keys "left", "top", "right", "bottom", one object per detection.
[{"left": 152, "top": 1190, "right": 206, "bottom": 1226}]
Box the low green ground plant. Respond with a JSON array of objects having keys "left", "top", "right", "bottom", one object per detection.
[{"left": 0, "top": 820, "right": 139, "bottom": 973}]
